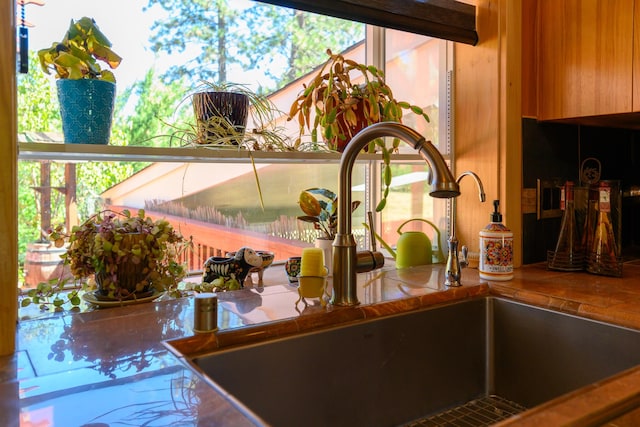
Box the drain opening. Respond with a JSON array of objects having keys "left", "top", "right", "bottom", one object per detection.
[{"left": 403, "top": 395, "right": 527, "bottom": 427}]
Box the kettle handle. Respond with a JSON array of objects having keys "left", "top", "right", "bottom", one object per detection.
[
  {"left": 397, "top": 218, "right": 444, "bottom": 263},
  {"left": 397, "top": 218, "right": 440, "bottom": 237}
]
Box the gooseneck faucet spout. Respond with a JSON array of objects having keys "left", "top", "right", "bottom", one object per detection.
[
  {"left": 332, "top": 122, "right": 461, "bottom": 306},
  {"left": 445, "top": 171, "right": 486, "bottom": 287}
]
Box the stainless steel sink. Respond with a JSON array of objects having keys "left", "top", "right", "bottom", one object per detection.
[{"left": 187, "top": 297, "right": 640, "bottom": 426}]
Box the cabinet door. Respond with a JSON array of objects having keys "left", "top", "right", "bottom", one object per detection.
[
  {"left": 634, "top": 0, "right": 640, "bottom": 111},
  {"left": 538, "top": 0, "right": 634, "bottom": 120}
]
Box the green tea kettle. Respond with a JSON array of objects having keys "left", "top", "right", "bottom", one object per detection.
[{"left": 367, "top": 218, "right": 444, "bottom": 268}]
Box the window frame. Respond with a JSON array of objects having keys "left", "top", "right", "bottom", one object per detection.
[{"left": 18, "top": 23, "right": 454, "bottom": 269}]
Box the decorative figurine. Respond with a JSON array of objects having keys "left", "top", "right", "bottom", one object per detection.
[
  {"left": 225, "top": 250, "right": 275, "bottom": 285},
  {"left": 202, "top": 247, "right": 263, "bottom": 287}
]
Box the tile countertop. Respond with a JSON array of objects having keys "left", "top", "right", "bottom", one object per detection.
[{"left": 2, "top": 261, "right": 640, "bottom": 426}]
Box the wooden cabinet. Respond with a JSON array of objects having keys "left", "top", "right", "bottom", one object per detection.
[{"left": 537, "top": 0, "right": 637, "bottom": 120}]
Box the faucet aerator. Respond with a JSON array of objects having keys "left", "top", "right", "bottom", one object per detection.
[{"left": 430, "top": 189, "right": 461, "bottom": 199}]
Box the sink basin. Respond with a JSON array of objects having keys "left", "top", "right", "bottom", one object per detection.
[{"left": 187, "top": 297, "right": 640, "bottom": 426}]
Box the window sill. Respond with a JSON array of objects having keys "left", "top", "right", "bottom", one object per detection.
[{"left": 18, "top": 142, "right": 427, "bottom": 164}]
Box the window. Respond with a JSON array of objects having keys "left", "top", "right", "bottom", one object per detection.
[{"left": 18, "top": 1, "right": 451, "bottom": 287}]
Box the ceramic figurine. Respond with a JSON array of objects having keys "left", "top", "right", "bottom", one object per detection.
[
  {"left": 202, "top": 247, "right": 263, "bottom": 286},
  {"left": 226, "top": 250, "right": 275, "bottom": 285}
]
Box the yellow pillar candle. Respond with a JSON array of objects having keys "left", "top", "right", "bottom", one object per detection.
[{"left": 300, "top": 247, "right": 327, "bottom": 277}]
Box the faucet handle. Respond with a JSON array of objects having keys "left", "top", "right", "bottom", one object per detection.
[
  {"left": 460, "top": 245, "right": 469, "bottom": 268},
  {"left": 356, "top": 250, "right": 385, "bottom": 273},
  {"left": 367, "top": 211, "right": 376, "bottom": 252}
]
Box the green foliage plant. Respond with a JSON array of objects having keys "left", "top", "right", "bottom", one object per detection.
[
  {"left": 288, "top": 49, "right": 431, "bottom": 211},
  {"left": 288, "top": 49, "right": 430, "bottom": 150},
  {"left": 297, "top": 187, "right": 360, "bottom": 240},
  {"left": 176, "top": 81, "right": 291, "bottom": 151},
  {"left": 169, "top": 81, "right": 295, "bottom": 210},
  {"left": 22, "top": 209, "right": 192, "bottom": 310},
  {"left": 118, "top": 69, "right": 189, "bottom": 148},
  {"left": 37, "top": 17, "right": 122, "bottom": 82},
  {"left": 17, "top": 51, "right": 64, "bottom": 267},
  {"left": 21, "top": 278, "right": 85, "bottom": 312}
]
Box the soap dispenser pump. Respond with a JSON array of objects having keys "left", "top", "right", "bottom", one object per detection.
[{"left": 479, "top": 200, "right": 513, "bottom": 281}]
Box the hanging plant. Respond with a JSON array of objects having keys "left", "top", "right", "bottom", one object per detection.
[{"left": 288, "top": 49, "right": 430, "bottom": 211}]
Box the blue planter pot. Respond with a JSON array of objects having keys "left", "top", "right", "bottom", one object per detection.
[{"left": 57, "top": 79, "right": 116, "bottom": 144}]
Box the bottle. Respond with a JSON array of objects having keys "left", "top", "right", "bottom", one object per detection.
[
  {"left": 479, "top": 200, "right": 514, "bottom": 281},
  {"left": 586, "top": 182, "right": 622, "bottom": 277},
  {"left": 581, "top": 184, "right": 599, "bottom": 256},
  {"left": 549, "top": 181, "right": 584, "bottom": 271}
]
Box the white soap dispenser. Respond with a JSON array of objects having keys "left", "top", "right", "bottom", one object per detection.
[{"left": 479, "top": 200, "right": 514, "bottom": 281}]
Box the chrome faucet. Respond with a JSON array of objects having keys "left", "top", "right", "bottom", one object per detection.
[
  {"left": 332, "top": 122, "right": 461, "bottom": 306},
  {"left": 445, "top": 171, "right": 486, "bottom": 287}
]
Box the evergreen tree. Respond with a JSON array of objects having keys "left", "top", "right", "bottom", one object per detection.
[
  {"left": 146, "top": 0, "right": 240, "bottom": 84},
  {"left": 146, "top": 0, "right": 363, "bottom": 89},
  {"left": 238, "top": 6, "right": 364, "bottom": 88},
  {"left": 115, "top": 69, "right": 189, "bottom": 147}
]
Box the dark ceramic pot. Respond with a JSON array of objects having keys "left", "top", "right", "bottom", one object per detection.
[{"left": 192, "top": 91, "right": 249, "bottom": 144}]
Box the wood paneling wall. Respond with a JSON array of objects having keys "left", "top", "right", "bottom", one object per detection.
[
  {"left": 1, "top": 0, "right": 18, "bottom": 355},
  {"left": 454, "top": 0, "right": 522, "bottom": 267}
]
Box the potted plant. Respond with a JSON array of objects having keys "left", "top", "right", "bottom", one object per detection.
[
  {"left": 38, "top": 17, "right": 122, "bottom": 144},
  {"left": 288, "top": 48, "right": 431, "bottom": 151},
  {"left": 288, "top": 49, "right": 431, "bottom": 211},
  {"left": 169, "top": 81, "right": 293, "bottom": 210},
  {"left": 298, "top": 188, "right": 341, "bottom": 241},
  {"left": 297, "top": 187, "right": 360, "bottom": 274},
  {"left": 21, "top": 209, "right": 191, "bottom": 310},
  {"left": 187, "top": 81, "right": 289, "bottom": 149},
  {"left": 48, "top": 209, "right": 191, "bottom": 302}
]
